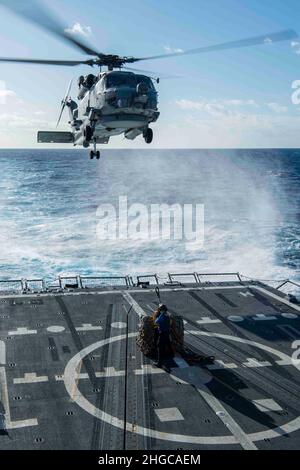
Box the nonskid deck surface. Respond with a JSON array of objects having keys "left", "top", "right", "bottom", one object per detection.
[{"left": 0, "top": 281, "right": 300, "bottom": 450}]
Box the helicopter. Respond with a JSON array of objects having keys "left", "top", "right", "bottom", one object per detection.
[{"left": 0, "top": 1, "right": 297, "bottom": 159}]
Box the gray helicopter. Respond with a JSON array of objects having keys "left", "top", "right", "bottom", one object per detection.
[{"left": 0, "top": 1, "right": 297, "bottom": 159}]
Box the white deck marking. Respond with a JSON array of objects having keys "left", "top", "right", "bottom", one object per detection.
[
  {"left": 47, "top": 326, "right": 65, "bottom": 333},
  {"left": 197, "top": 317, "right": 222, "bottom": 325},
  {"left": 111, "top": 322, "right": 127, "bottom": 329},
  {"left": 207, "top": 360, "right": 238, "bottom": 370},
  {"left": 172, "top": 339, "right": 256, "bottom": 447},
  {"left": 253, "top": 314, "right": 277, "bottom": 321},
  {"left": 75, "top": 323, "right": 103, "bottom": 332},
  {"left": 0, "top": 341, "right": 6, "bottom": 365},
  {"left": 281, "top": 313, "right": 298, "bottom": 319},
  {"left": 155, "top": 407, "right": 184, "bottom": 422},
  {"left": 7, "top": 419, "right": 38, "bottom": 429},
  {"left": 254, "top": 286, "right": 300, "bottom": 313},
  {"left": 188, "top": 330, "right": 300, "bottom": 372},
  {"left": 253, "top": 399, "right": 283, "bottom": 412},
  {"left": 0, "top": 367, "right": 38, "bottom": 430},
  {"left": 243, "top": 358, "right": 272, "bottom": 368},
  {"left": 54, "top": 354, "right": 285, "bottom": 382},
  {"left": 275, "top": 357, "right": 300, "bottom": 366},
  {"left": 239, "top": 291, "right": 254, "bottom": 298},
  {"left": 122, "top": 292, "right": 146, "bottom": 318},
  {"left": 0, "top": 367, "right": 11, "bottom": 425},
  {"left": 14, "top": 373, "right": 49, "bottom": 384},
  {"left": 64, "top": 332, "right": 300, "bottom": 445},
  {"left": 8, "top": 327, "right": 37, "bottom": 336},
  {"left": 56, "top": 367, "right": 126, "bottom": 381},
  {"left": 135, "top": 365, "right": 165, "bottom": 375},
  {"left": 97, "top": 367, "right": 125, "bottom": 377},
  {"left": 196, "top": 384, "right": 258, "bottom": 450},
  {"left": 228, "top": 316, "right": 244, "bottom": 322}
]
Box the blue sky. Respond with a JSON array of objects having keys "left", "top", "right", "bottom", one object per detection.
[{"left": 0, "top": 0, "right": 300, "bottom": 148}]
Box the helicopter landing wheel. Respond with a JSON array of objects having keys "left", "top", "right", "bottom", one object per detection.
[
  {"left": 144, "top": 127, "right": 153, "bottom": 144},
  {"left": 89, "top": 150, "right": 100, "bottom": 160}
]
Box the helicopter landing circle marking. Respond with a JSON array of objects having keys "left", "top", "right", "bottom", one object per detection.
[{"left": 63, "top": 332, "right": 300, "bottom": 445}]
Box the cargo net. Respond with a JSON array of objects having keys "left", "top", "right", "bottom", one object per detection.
[
  {"left": 0, "top": 280, "right": 23, "bottom": 293},
  {"left": 80, "top": 276, "right": 128, "bottom": 288},
  {"left": 197, "top": 273, "right": 240, "bottom": 284},
  {"left": 137, "top": 314, "right": 184, "bottom": 357}
]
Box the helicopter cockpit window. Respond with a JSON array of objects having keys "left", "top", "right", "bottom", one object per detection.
[
  {"left": 136, "top": 75, "right": 154, "bottom": 90},
  {"left": 106, "top": 73, "right": 136, "bottom": 89}
]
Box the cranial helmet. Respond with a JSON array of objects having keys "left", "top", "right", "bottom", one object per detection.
[{"left": 158, "top": 304, "right": 167, "bottom": 312}]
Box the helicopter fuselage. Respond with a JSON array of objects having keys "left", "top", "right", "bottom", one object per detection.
[{"left": 68, "top": 70, "right": 160, "bottom": 147}]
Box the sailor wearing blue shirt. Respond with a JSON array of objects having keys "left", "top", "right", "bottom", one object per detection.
[{"left": 153, "top": 304, "right": 172, "bottom": 368}]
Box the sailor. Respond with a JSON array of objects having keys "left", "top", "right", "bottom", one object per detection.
[{"left": 153, "top": 304, "right": 172, "bottom": 368}]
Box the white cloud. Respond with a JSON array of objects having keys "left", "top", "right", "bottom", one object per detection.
[
  {"left": 176, "top": 98, "right": 290, "bottom": 118},
  {"left": 223, "top": 99, "right": 258, "bottom": 107},
  {"left": 267, "top": 102, "right": 288, "bottom": 114},
  {"left": 0, "top": 88, "right": 57, "bottom": 146},
  {"left": 0, "top": 90, "right": 16, "bottom": 98},
  {"left": 0, "top": 88, "right": 20, "bottom": 105},
  {"left": 264, "top": 37, "right": 273, "bottom": 44},
  {"left": 175, "top": 99, "right": 225, "bottom": 116},
  {"left": 65, "top": 22, "right": 92, "bottom": 38},
  {"left": 164, "top": 45, "right": 184, "bottom": 54},
  {"left": 175, "top": 98, "right": 259, "bottom": 118},
  {"left": 291, "top": 40, "right": 300, "bottom": 55},
  {"left": 0, "top": 89, "right": 17, "bottom": 102}
]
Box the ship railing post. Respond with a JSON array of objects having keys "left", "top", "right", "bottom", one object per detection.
[
  {"left": 78, "top": 275, "right": 83, "bottom": 289},
  {"left": 276, "top": 280, "right": 289, "bottom": 290},
  {"left": 22, "top": 279, "right": 27, "bottom": 292}
]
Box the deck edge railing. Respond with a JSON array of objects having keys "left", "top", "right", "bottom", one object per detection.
[{"left": 0, "top": 272, "right": 298, "bottom": 295}]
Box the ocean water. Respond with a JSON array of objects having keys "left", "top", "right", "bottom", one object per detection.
[{"left": 0, "top": 148, "right": 299, "bottom": 284}]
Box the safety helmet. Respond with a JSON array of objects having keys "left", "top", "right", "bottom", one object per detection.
[{"left": 158, "top": 303, "right": 167, "bottom": 312}]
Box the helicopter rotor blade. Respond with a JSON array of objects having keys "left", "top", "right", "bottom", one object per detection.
[
  {"left": 0, "top": 0, "right": 102, "bottom": 57},
  {"left": 132, "top": 29, "right": 298, "bottom": 62},
  {"left": 0, "top": 57, "right": 92, "bottom": 66},
  {"left": 56, "top": 103, "right": 66, "bottom": 129},
  {"left": 122, "top": 66, "right": 181, "bottom": 79},
  {"left": 56, "top": 79, "right": 73, "bottom": 129}
]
